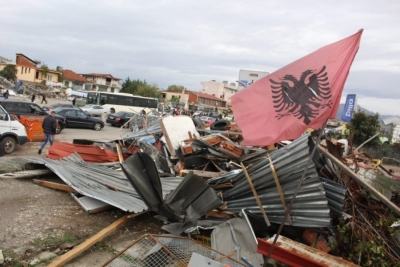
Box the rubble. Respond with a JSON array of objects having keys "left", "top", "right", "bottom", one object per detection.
[{"left": 19, "top": 114, "right": 400, "bottom": 266}]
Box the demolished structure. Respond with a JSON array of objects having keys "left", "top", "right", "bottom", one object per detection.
[{"left": 25, "top": 113, "right": 400, "bottom": 266}]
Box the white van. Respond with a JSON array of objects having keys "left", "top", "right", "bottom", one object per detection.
[{"left": 0, "top": 105, "right": 28, "bottom": 154}]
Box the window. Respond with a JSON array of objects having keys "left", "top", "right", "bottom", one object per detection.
[
  {"left": 25, "top": 68, "right": 27, "bottom": 74},
  {"left": 21, "top": 67, "right": 23, "bottom": 74},
  {"left": 47, "top": 75, "right": 53, "bottom": 81},
  {"left": 77, "top": 111, "right": 87, "bottom": 118},
  {"left": 249, "top": 73, "right": 258, "bottom": 77},
  {"left": 28, "top": 68, "right": 30, "bottom": 73},
  {"left": 66, "top": 110, "right": 76, "bottom": 116}
]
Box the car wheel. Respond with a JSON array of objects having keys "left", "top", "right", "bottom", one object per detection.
[
  {"left": 1, "top": 137, "right": 16, "bottom": 154},
  {"left": 210, "top": 120, "right": 230, "bottom": 131},
  {"left": 93, "top": 122, "right": 102, "bottom": 131},
  {"left": 55, "top": 124, "right": 61, "bottom": 134},
  {"left": 110, "top": 108, "right": 115, "bottom": 114}
]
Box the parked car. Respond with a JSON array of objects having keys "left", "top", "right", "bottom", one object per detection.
[
  {"left": 106, "top": 111, "right": 134, "bottom": 127},
  {"left": 200, "top": 116, "right": 215, "bottom": 127},
  {"left": 81, "top": 104, "right": 109, "bottom": 117},
  {"left": 53, "top": 108, "right": 104, "bottom": 131},
  {"left": 0, "top": 105, "right": 28, "bottom": 154},
  {"left": 0, "top": 99, "right": 66, "bottom": 134},
  {"left": 42, "top": 102, "right": 79, "bottom": 112}
]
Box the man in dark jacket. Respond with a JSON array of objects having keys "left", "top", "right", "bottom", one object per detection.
[{"left": 38, "top": 111, "right": 56, "bottom": 155}]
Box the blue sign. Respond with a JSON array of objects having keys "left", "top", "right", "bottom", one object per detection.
[
  {"left": 14, "top": 80, "right": 23, "bottom": 92},
  {"left": 239, "top": 80, "right": 248, "bottom": 87},
  {"left": 341, "top": 94, "right": 356, "bottom": 122}
]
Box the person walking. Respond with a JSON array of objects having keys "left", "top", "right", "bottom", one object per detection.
[
  {"left": 72, "top": 97, "right": 76, "bottom": 106},
  {"left": 3, "top": 89, "right": 9, "bottom": 99},
  {"left": 38, "top": 111, "right": 57, "bottom": 155},
  {"left": 41, "top": 94, "right": 47, "bottom": 104},
  {"left": 31, "top": 93, "right": 36, "bottom": 103}
]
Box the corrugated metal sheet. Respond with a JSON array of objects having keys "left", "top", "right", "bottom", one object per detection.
[
  {"left": 208, "top": 134, "right": 336, "bottom": 228},
  {"left": 28, "top": 153, "right": 181, "bottom": 213}
]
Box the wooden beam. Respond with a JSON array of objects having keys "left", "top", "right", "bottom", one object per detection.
[
  {"left": 179, "top": 169, "right": 224, "bottom": 178},
  {"left": 115, "top": 142, "right": 124, "bottom": 164},
  {"left": 318, "top": 144, "right": 400, "bottom": 216},
  {"left": 33, "top": 179, "right": 76, "bottom": 193},
  {"left": 241, "top": 162, "right": 271, "bottom": 226},
  {"left": 47, "top": 212, "right": 146, "bottom": 267}
]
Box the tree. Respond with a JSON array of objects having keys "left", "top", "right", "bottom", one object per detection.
[
  {"left": 40, "top": 64, "right": 49, "bottom": 79},
  {"left": 167, "top": 85, "right": 186, "bottom": 92},
  {"left": 170, "top": 95, "right": 181, "bottom": 103},
  {"left": 136, "top": 83, "right": 162, "bottom": 98},
  {"left": 56, "top": 66, "right": 64, "bottom": 82},
  {"left": 0, "top": 65, "right": 17, "bottom": 81},
  {"left": 120, "top": 77, "right": 147, "bottom": 95},
  {"left": 346, "top": 111, "right": 380, "bottom": 146}
]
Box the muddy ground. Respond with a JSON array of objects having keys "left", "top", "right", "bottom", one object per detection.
[{"left": 0, "top": 144, "right": 164, "bottom": 267}]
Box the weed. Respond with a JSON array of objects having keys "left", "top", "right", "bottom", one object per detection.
[{"left": 33, "top": 232, "right": 78, "bottom": 248}]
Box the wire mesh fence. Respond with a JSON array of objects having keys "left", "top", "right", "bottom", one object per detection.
[{"left": 103, "top": 234, "right": 245, "bottom": 267}]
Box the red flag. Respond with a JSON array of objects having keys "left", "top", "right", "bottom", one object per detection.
[{"left": 232, "top": 30, "right": 363, "bottom": 146}]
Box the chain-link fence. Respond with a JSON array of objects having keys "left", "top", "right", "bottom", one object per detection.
[{"left": 103, "top": 234, "right": 245, "bottom": 267}]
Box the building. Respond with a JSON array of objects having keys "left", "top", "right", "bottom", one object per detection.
[
  {"left": 188, "top": 91, "right": 227, "bottom": 111},
  {"left": 14, "top": 53, "right": 61, "bottom": 84},
  {"left": 161, "top": 90, "right": 190, "bottom": 106},
  {"left": 238, "top": 69, "right": 270, "bottom": 90},
  {"left": 80, "top": 73, "right": 122, "bottom": 92},
  {"left": 380, "top": 117, "right": 400, "bottom": 143},
  {"left": 200, "top": 80, "right": 237, "bottom": 105},
  {"left": 63, "top": 69, "right": 91, "bottom": 90}
]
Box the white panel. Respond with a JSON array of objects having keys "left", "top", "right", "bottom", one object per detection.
[{"left": 160, "top": 115, "right": 199, "bottom": 156}]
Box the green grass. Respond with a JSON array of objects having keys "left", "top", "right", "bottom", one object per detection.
[{"left": 33, "top": 232, "right": 78, "bottom": 248}]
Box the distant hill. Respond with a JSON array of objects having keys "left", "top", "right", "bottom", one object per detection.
[{"left": 335, "top": 104, "right": 400, "bottom": 121}]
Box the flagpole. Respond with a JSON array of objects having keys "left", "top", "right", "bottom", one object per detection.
[{"left": 262, "top": 120, "right": 328, "bottom": 266}]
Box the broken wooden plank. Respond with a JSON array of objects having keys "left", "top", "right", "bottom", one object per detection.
[
  {"left": 206, "top": 210, "right": 235, "bottom": 219},
  {"left": 319, "top": 144, "right": 400, "bottom": 216},
  {"left": 47, "top": 212, "right": 147, "bottom": 267},
  {"left": 179, "top": 169, "right": 224, "bottom": 178},
  {"left": 33, "top": 179, "right": 76, "bottom": 193},
  {"left": 0, "top": 169, "right": 52, "bottom": 179}
]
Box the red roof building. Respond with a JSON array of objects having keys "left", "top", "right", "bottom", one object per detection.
[
  {"left": 80, "top": 73, "right": 122, "bottom": 92},
  {"left": 188, "top": 91, "right": 227, "bottom": 109}
]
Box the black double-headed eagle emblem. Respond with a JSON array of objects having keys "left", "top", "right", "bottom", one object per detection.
[{"left": 270, "top": 66, "right": 332, "bottom": 125}]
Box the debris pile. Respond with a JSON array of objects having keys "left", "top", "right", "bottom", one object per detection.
[{"left": 20, "top": 114, "right": 400, "bottom": 266}]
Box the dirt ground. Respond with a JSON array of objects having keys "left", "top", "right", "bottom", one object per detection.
[{"left": 0, "top": 151, "right": 164, "bottom": 267}]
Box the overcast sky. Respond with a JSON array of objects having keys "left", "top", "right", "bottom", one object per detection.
[{"left": 1, "top": 0, "right": 400, "bottom": 115}]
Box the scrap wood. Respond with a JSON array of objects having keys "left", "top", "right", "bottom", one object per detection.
[
  {"left": 213, "top": 182, "right": 233, "bottom": 190},
  {"left": 179, "top": 169, "right": 224, "bottom": 178},
  {"left": 267, "top": 154, "right": 293, "bottom": 225},
  {"left": 33, "top": 179, "right": 76, "bottom": 193},
  {"left": 240, "top": 162, "right": 271, "bottom": 226},
  {"left": 219, "top": 141, "right": 243, "bottom": 157},
  {"left": 47, "top": 211, "right": 147, "bottom": 267},
  {"left": 302, "top": 230, "right": 330, "bottom": 253},
  {"left": 206, "top": 210, "right": 235, "bottom": 219},
  {"left": 319, "top": 144, "right": 400, "bottom": 216}
]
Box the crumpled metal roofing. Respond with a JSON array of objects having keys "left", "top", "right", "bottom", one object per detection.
[
  {"left": 208, "top": 134, "right": 337, "bottom": 228},
  {"left": 28, "top": 153, "right": 182, "bottom": 213}
]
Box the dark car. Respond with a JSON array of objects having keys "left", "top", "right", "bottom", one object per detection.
[
  {"left": 106, "top": 111, "right": 134, "bottom": 127},
  {"left": 42, "top": 102, "right": 80, "bottom": 112},
  {"left": 54, "top": 108, "right": 104, "bottom": 131},
  {"left": 0, "top": 99, "right": 66, "bottom": 134}
]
